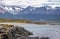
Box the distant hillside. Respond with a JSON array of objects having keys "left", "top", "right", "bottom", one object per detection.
[{"left": 0, "top": 5, "right": 60, "bottom": 21}]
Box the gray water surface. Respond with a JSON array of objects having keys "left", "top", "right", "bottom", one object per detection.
[
  {"left": 19, "top": 25, "right": 60, "bottom": 39},
  {"left": 0, "top": 23, "right": 60, "bottom": 39}
]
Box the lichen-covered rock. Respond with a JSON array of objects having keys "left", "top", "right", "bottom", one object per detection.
[{"left": 0, "top": 25, "right": 33, "bottom": 39}]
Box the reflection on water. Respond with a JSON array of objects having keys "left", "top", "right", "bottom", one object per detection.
[{"left": 19, "top": 25, "right": 60, "bottom": 39}]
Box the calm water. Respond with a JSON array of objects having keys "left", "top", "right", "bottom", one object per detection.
[
  {"left": 19, "top": 25, "right": 60, "bottom": 39},
  {"left": 0, "top": 23, "right": 60, "bottom": 39}
]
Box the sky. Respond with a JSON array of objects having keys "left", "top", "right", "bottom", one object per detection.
[
  {"left": 0, "top": 0, "right": 60, "bottom": 8},
  {"left": 48, "top": 0, "right": 60, "bottom": 2}
]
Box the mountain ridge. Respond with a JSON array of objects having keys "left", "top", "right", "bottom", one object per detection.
[
  {"left": 0, "top": 5, "right": 60, "bottom": 21},
  {"left": 0, "top": 5, "right": 60, "bottom": 15}
]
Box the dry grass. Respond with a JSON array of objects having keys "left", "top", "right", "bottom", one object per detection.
[{"left": 0, "top": 19, "right": 47, "bottom": 25}]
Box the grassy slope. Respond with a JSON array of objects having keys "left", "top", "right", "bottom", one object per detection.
[{"left": 0, "top": 19, "right": 47, "bottom": 24}]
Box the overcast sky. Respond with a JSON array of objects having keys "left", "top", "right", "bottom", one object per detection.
[{"left": 0, "top": 0, "right": 60, "bottom": 8}]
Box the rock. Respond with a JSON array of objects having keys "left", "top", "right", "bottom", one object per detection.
[
  {"left": 40, "top": 37, "right": 49, "bottom": 39},
  {"left": 0, "top": 25, "right": 33, "bottom": 39}
]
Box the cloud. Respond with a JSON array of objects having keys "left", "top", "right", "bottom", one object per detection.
[
  {"left": 48, "top": 0, "right": 60, "bottom": 2},
  {"left": 1, "top": 0, "right": 60, "bottom": 8},
  {"left": 1, "top": 0, "right": 47, "bottom": 8}
]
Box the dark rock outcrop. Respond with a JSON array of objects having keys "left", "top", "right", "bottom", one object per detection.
[{"left": 0, "top": 25, "right": 33, "bottom": 39}]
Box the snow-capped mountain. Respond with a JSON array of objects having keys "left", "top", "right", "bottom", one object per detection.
[
  {"left": 0, "top": 5, "right": 60, "bottom": 15},
  {"left": 0, "top": 5, "right": 60, "bottom": 21},
  {"left": 0, "top": 5, "right": 24, "bottom": 15}
]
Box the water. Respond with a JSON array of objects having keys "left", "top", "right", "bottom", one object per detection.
[
  {"left": 19, "top": 25, "right": 60, "bottom": 39},
  {"left": 0, "top": 23, "right": 60, "bottom": 39}
]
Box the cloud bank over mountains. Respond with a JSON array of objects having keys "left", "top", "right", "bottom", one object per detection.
[
  {"left": 0, "top": 0, "right": 60, "bottom": 8},
  {"left": 0, "top": 0, "right": 48, "bottom": 8}
]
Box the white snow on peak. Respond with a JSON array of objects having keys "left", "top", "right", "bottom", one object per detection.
[{"left": 0, "top": 6, "right": 24, "bottom": 15}]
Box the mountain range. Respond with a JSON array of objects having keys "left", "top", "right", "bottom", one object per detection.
[{"left": 0, "top": 5, "right": 60, "bottom": 21}]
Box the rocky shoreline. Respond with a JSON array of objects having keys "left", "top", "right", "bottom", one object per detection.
[{"left": 0, "top": 25, "right": 49, "bottom": 39}]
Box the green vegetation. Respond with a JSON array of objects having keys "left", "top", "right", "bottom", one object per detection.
[
  {"left": 0, "top": 19, "right": 47, "bottom": 25},
  {"left": 0, "top": 19, "right": 32, "bottom": 23}
]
